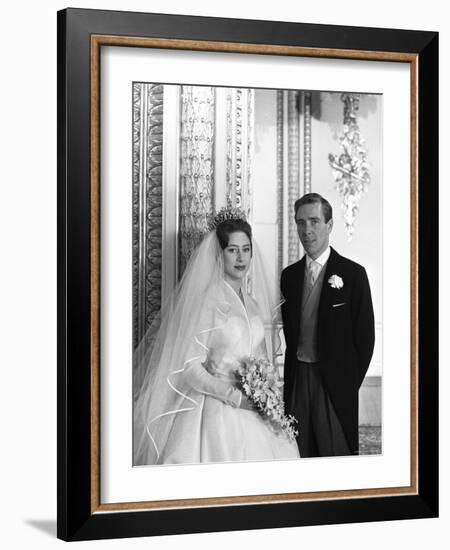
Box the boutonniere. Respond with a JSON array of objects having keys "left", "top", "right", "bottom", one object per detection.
[{"left": 328, "top": 275, "right": 344, "bottom": 289}]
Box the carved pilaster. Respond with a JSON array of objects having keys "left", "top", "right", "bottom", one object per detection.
[
  {"left": 179, "top": 86, "right": 215, "bottom": 275},
  {"left": 244, "top": 89, "right": 254, "bottom": 222},
  {"left": 303, "top": 91, "right": 312, "bottom": 193},
  {"left": 226, "top": 89, "right": 233, "bottom": 208},
  {"left": 132, "top": 84, "right": 141, "bottom": 350},
  {"left": 234, "top": 88, "right": 243, "bottom": 210},
  {"left": 132, "top": 83, "right": 163, "bottom": 350},
  {"left": 225, "top": 88, "right": 254, "bottom": 220},
  {"left": 145, "top": 85, "right": 164, "bottom": 332},
  {"left": 288, "top": 91, "right": 300, "bottom": 264},
  {"left": 276, "top": 90, "right": 285, "bottom": 301}
]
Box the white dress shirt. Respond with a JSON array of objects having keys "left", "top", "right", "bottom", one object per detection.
[{"left": 305, "top": 246, "right": 331, "bottom": 276}]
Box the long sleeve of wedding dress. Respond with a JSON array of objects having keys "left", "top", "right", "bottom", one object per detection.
[
  {"left": 134, "top": 233, "right": 300, "bottom": 465},
  {"left": 146, "top": 281, "right": 299, "bottom": 464},
  {"left": 182, "top": 363, "right": 242, "bottom": 407},
  {"left": 173, "top": 289, "right": 244, "bottom": 409}
]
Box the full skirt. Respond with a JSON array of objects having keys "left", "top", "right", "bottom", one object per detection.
[{"left": 160, "top": 394, "right": 300, "bottom": 464}]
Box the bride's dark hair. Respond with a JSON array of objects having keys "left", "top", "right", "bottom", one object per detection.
[{"left": 216, "top": 219, "right": 252, "bottom": 250}]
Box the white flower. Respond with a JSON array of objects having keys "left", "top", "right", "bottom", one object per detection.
[
  {"left": 237, "top": 357, "right": 298, "bottom": 441},
  {"left": 328, "top": 274, "right": 344, "bottom": 289}
]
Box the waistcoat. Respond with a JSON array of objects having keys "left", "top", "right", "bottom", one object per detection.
[{"left": 296, "top": 263, "right": 327, "bottom": 362}]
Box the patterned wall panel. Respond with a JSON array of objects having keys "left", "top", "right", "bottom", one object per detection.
[
  {"left": 303, "top": 91, "right": 312, "bottom": 194},
  {"left": 132, "top": 84, "right": 141, "bottom": 350},
  {"left": 276, "top": 90, "right": 285, "bottom": 301},
  {"left": 179, "top": 86, "right": 215, "bottom": 275},
  {"left": 225, "top": 88, "right": 254, "bottom": 220},
  {"left": 244, "top": 89, "right": 255, "bottom": 220},
  {"left": 132, "top": 83, "right": 164, "bottom": 350},
  {"left": 276, "top": 90, "right": 312, "bottom": 272},
  {"left": 287, "top": 91, "right": 301, "bottom": 264}
]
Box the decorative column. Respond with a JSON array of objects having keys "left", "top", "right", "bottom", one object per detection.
[
  {"left": 225, "top": 88, "right": 254, "bottom": 221},
  {"left": 303, "top": 91, "right": 312, "bottom": 194},
  {"left": 132, "top": 83, "right": 164, "bottom": 349},
  {"left": 276, "top": 90, "right": 285, "bottom": 301},
  {"left": 287, "top": 90, "right": 301, "bottom": 264},
  {"left": 179, "top": 86, "right": 216, "bottom": 274}
]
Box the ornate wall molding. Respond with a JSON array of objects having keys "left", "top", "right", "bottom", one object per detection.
[
  {"left": 328, "top": 93, "right": 371, "bottom": 239},
  {"left": 132, "top": 84, "right": 141, "bottom": 350},
  {"left": 225, "top": 90, "right": 233, "bottom": 208},
  {"left": 225, "top": 88, "right": 254, "bottom": 220},
  {"left": 145, "top": 85, "right": 164, "bottom": 334},
  {"left": 287, "top": 90, "right": 301, "bottom": 264},
  {"left": 303, "top": 91, "right": 312, "bottom": 194},
  {"left": 179, "top": 86, "right": 215, "bottom": 274},
  {"left": 132, "top": 83, "right": 163, "bottom": 350},
  {"left": 276, "top": 90, "right": 285, "bottom": 302},
  {"left": 244, "top": 89, "right": 254, "bottom": 221},
  {"left": 276, "top": 90, "right": 314, "bottom": 274}
]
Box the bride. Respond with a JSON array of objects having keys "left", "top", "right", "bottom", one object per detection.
[{"left": 133, "top": 209, "right": 300, "bottom": 465}]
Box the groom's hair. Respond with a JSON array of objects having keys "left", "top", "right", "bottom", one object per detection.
[{"left": 294, "top": 193, "right": 333, "bottom": 223}]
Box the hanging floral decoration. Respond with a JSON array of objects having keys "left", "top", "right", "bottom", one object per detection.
[{"left": 328, "top": 94, "right": 371, "bottom": 240}]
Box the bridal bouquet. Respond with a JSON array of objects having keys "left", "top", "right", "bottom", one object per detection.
[{"left": 238, "top": 357, "right": 298, "bottom": 442}]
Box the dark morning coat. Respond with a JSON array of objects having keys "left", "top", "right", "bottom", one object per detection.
[{"left": 280, "top": 247, "right": 375, "bottom": 453}]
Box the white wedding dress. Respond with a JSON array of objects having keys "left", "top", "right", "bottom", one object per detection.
[{"left": 158, "top": 280, "right": 300, "bottom": 464}]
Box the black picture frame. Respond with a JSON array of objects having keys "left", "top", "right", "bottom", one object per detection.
[{"left": 57, "top": 7, "right": 438, "bottom": 541}]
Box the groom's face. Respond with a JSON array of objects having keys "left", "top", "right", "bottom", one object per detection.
[{"left": 295, "top": 202, "right": 333, "bottom": 260}]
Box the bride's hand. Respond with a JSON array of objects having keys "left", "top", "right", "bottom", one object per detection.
[{"left": 239, "top": 394, "right": 258, "bottom": 411}]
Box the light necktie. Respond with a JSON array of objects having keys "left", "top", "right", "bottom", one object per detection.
[{"left": 308, "top": 260, "right": 320, "bottom": 286}]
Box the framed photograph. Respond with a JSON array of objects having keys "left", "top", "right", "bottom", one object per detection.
[{"left": 57, "top": 8, "right": 438, "bottom": 541}]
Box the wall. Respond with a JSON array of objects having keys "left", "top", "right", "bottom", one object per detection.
[
  {"left": 252, "top": 90, "right": 383, "bottom": 376},
  {"left": 311, "top": 92, "right": 383, "bottom": 376},
  {"left": 253, "top": 89, "right": 279, "bottom": 292},
  {"left": 311, "top": 93, "right": 382, "bottom": 314},
  {"left": 1, "top": 2, "right": 446, "bottom": 550}
]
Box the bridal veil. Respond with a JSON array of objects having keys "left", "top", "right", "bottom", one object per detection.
[{"left": 133, "top": 230, "right": 280, "bottom": 465}]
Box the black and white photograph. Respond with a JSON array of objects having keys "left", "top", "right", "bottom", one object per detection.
[
  {"left": 49, "top": 4, "right": 440, "bottom": 543},
  {"left": 131, "top": 84, "right": 382, "bottom": 466},
  {"left": 0, "top": 0, "right": 444, "bottom": 546}
]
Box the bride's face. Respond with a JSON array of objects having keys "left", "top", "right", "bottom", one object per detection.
[{"left": 223, "top": 231, "right": 252, "bottom": 286}]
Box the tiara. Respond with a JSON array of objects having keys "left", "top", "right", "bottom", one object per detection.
[{"left": 207, "top": 207, "right": 247, "bottom": 230}]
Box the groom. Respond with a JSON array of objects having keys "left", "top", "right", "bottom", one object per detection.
[{"left": 281, "top": 193, "right": 375, "bottom": 457}]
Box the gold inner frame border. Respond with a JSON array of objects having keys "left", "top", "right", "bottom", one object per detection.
[{"left": 90, "top": 34, "right": 419, "bottom": 514}]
